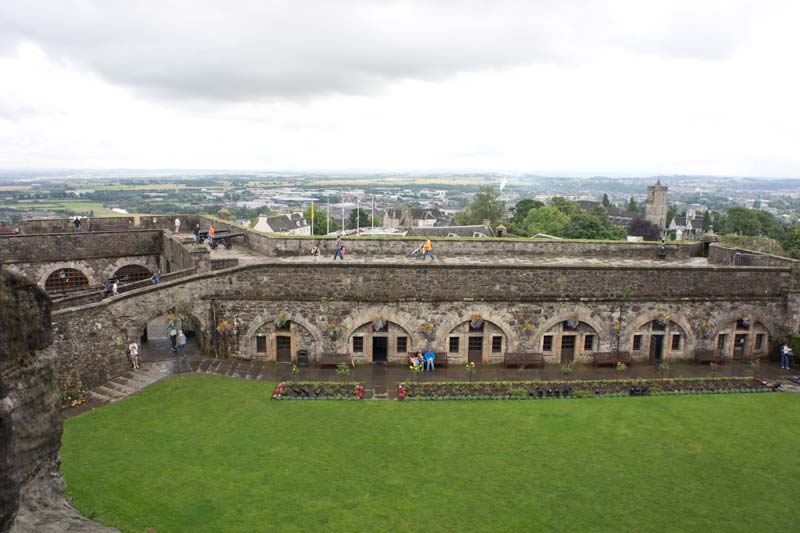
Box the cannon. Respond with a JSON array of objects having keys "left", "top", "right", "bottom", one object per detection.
[
  {"left": 197, "top": 228, "right": 230, "bottom": 244},
  {"left": 209, "top": 232, "right": 245, "bottom": 249}
]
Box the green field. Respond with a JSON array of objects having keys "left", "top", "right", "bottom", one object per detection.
[
  {"left": 0, "top": 199, "right": 118, "bottom": 216},
  {"left": 61, "top": 375, "right": 799, "bottom": 532}
]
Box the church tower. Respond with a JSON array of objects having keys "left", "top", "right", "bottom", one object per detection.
[{"left": 645, "top": 180, "right": 669, "bottom": 229}]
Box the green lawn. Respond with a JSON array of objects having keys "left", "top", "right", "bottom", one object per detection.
[{"left": 61, "top": 375, "right": 800, "bottom": 532}]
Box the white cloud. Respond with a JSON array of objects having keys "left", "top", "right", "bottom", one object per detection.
[{"left": 0, "top": 0, "right": 798, "bottom": 175}]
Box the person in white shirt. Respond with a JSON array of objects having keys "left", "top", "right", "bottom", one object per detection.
[
  {"left": 174, "top": 218, "right": 181, "bottom": 233},
  {"left": 128, "top": 341, "right": 140, "bottom": 369}
]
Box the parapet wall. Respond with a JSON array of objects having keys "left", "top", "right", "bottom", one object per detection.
[
  {"left": 0, "top": 230, "right": 162, "bottom": 263},
  {"left": 708, "top": 243, "right": 796, "bottom": 267}
]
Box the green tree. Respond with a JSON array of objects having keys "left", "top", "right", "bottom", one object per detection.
[
  {"left": 548, "top": 196, "right": 578, "bottom": 216},
  {"left": 754, "top": 210, "right": 785, "bottom": 241},
  {"left": 720, "top": 206, "right": 760, "bottom": 236},
  {"left": 346, "top": 208, "right": 379, "bottom": 230},
  {"left": 562, "top": 212, "right": 626, "bottom": 240},
  {"left": 626, "top": 197, "right": 639, "bottom": 212},
  {"left": 601, "top": 193, "right": 612, "bottom": 208},
  {"left": 303, "top": 206, "right": 338, "bottom": 235},
  {"left": 701, "top": 210, "right": 711, "bottom": 232},
  {"left": 524, "top": 206, "right": 570, "bottom": 236},
  {"left": 782, "top": 225, "right": 800, "bottom": 259},
  {"left": 510, "top": 199, "right": 543, "bottom": 225},
  {"left": 453, "top": 186, "right": 505, "bottom": 225}
]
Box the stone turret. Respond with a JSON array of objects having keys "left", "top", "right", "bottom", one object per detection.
[{"left": 645, "top": 180, "right": 669, "bottom": 229}]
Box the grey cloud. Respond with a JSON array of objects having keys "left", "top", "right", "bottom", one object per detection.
[{"left": 0, "top": 0, "right": 767, "bottom": 101}]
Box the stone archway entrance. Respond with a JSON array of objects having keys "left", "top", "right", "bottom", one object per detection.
[{"left": 140, "top": 313, "right": 202, "bottom": 361}]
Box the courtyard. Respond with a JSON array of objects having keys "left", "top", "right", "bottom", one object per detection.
[{"left": 61, "top": 374, "right": 800, "bottom": 532}]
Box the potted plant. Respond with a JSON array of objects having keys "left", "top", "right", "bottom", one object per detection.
[
  {"left": 658, "top": 360, "right": 670, "bottom": 382},
  {"left": 655, "top": 313, "right": 670, "bottom": 327},
  {"left": 409, "top": 362, "right": 423, "bottom": 385},
  {"left": 559, "top": 363, "right": 573, "bottom": 382},
  {"left": 336, "top": 362, "right": 351, "bottom": 384},
  {"left": 741, "top": 315, "right": 753, "bottom": 328},
  {"left": 276, "top": 311, "right": 288, "bottom": 328}
]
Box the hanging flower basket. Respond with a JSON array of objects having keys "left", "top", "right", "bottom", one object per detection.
[
  {"left": 520, "top": 321, "right": 534, "bottom": 336},
  {"left": 655, "top": 313, "right": 670, "bottom": 327},
  {"left": 373, "top": 316, "right": 386, "bottom": 332},
  {"left": 740, "top": 315, "right": 753, "bottom": 328},
  {"left": 469, "top": 314, "right": 483, "bottom": 329},
  {"left": 698, "top": 319, "right": 712, "bottom": 339},
  {"left": 326, "top": 324, "right": 341, "bottom": 340},
  {"left": 216, "top": 319, "right": 233, "bottom": 336},
  {"left": 275, "top": 311, "right": 288, "bottom": 328},
  {"left": 565, "top": 315, "right": 579, "bottom": 330},
  {"left": 418, "top": 322, "right": 435, "bottom": 340},
  {"left": 613, "top": 319, "right": 622, "bottom": 332}
]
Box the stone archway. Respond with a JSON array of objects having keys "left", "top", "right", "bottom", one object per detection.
[
  {"left": 532, "top": 309, "right": 604, "bottom": 364},
  {"left": 39, "top": 262, "right": 96, "bottom": 294},
  {"left": 626, "top": 311, "right": 695, "bottom": 363},
  {"left": 241, "top": 311, "right": 323, "bottom": 362},
  {"left": 437, "top": 307, "right": 516, "bottom": 365},
  {"left": 338, "top": 307, "right": 417, "bottom": 364},
  {"left": 708, "top": 312, "right": 773, "bottom": 360}
]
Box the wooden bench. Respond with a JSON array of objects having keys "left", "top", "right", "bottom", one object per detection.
[
  {"left": 695, "top": 349, "right": 724, "bottom": 364},
  {"left": 504, "top": 352, "right": 544, "bottom": 368},
  {"left": 592, "top": 351, "right": 632, "bottom": 367},
  {"left": 318, "top": 353, "right": 352, "bottom": 368}
]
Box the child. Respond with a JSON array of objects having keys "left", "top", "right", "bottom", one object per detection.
[{"left": 128, "top": 341, "right": 140, "bottom": 369}]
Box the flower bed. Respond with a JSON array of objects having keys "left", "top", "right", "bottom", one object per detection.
[
  {"left": 271, "top": 382, "right": 362, "bottom": 400},
  {"left": 401, "top": 377, "right": 773, "bottom": 400}
]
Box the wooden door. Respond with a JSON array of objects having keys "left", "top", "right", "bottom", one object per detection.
[
  {"left": 560, "top": 335, "right": 576, "bottom": 364},
  {"left": 468, "top": 336, "right": 483, "bottom": 363},
  {"left": 276, "top": 335, "right": 291, "bottom": 362},
  {"left": 372, "top": 336, "right": 388, "bottom": 363},
  {"left": 650, "top": 335, "right": 664, "bottom": 363},
  {"left": 733, "top": 334, "right": 748, "bottom": 360}
]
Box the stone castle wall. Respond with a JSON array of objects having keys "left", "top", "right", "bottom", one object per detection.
[
  {"left": 0, "top": 230, "right": 162, "bottom": 262},
  {"left": 50, "top": 260, "right": 796, "bottom": 390}
]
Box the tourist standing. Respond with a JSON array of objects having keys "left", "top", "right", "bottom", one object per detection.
[
  {"left": 72, "top": 217, "right": 81, "bottom": 233},
  {"left": 168, "top": 322, "right": 179, "bottom": 351},
  {"left": 128, "top": 341, "right": 140, "bottom": 369},
  {"left": 177, "top": 330, "right": 187, "bottom": 355},
  {"left": 151, "top": 269, "right": 161, "bottom": 284},
  {"left": 111, "top": 279, "right": 119, "bottom": 296},
  {"left": 174, "top": 217, "right": 181, "bottom": 233},
  {"left": 194, "top": 223, "right": 201, "bottom": 244},
  {"left": 333, "top": 236, "right": 345, "bottom": 260},
  {"left": 209, "top": 224, "right": 215, "bottom": 247},
  {"left": 422, "top": 238, "right": 436, "bottom": 261},
  {"left": 424, "top": 348, "right": 436, "bottom": 371},
  {"left": 781, "top": 342, "right": 793, "bottom": 370}
]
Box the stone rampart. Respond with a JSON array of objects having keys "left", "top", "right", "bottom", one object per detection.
[
  {"left": 0, "top": 230, "right": 162, "bottom": 263},
  {"left": 708, "top": 243, "right": 796, "bottom": 267},
  {"left": 50, "top": 260, "right": 795, "bottom": 389}
]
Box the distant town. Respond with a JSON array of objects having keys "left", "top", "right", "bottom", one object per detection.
[{"left": 2, "top": 171, "right": 800, "bottom": 256}]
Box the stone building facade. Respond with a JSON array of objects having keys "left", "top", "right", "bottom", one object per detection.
[{"left": 4, "top": 215, "right": 799, "bottom": 393}]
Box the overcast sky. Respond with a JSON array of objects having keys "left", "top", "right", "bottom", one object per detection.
[{"left": 1, "top": 0, "right": 798, "bottom": 176}]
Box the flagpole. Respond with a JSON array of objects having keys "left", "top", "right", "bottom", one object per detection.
[
  {"left": 326, "top": 197, "right": 330, "bottom": 235},
  {"left": 372, "top": 195, "right": 375, "bottom": 230}
]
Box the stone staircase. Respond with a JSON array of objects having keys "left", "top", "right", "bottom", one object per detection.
[{"left": 87, "top": 360, "right": 175, "bottom": 404}]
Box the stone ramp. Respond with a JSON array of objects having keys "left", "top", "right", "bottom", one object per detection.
[{"left": 85, "top": 360, "right": 175, "bottom": 406}]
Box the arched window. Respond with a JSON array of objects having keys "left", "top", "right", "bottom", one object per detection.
[
  {"left": 45, "top": 268, "right": 90, "bottom": 294},
  {"left": 114, "top": 264, "right": 152, "bottom": 283}
]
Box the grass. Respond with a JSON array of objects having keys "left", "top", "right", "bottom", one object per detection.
[
  {"left": 0, "top": 199, "right": 117, "bottom": 216},
  {"left": 61, "top": 374, "right": 800, "bottom": 532}
]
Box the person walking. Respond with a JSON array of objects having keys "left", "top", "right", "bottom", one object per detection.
[
  {"left": 333, "top": 236, "right": 345, "bottom": 260},
  {"left": 151, "top": 269, "right": 161, "bottom": 284},
  {"left": 422, "top": 238, "right": 436, "bottom": 261},
  {"left": 208, "top": 224, "right": 215, "bottom": 247},
  {"left": 781, "top": 342, "right": 793, "bottom": 370},
  {"left": 424, "top": 348, "right": 436, "bottom": 371},
  {"left": 193, "top": 223, "right": 201, "bottom": 244},
  {"left": 177, "top": 330, "right": 187, "bottom": 356},
  {"left": 111, "top": 279, "right": 119, "bottom": 296},
  {"left": 174, "top": 217, "right": 181, "bottom": 233},
  {"left": 128, "top": 341, "right": 140, "bottom": 369}
]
